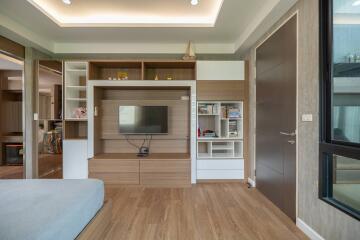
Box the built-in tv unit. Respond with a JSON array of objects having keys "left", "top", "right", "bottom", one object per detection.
[{"left": 119, "top": 106, "right": 168, "bottom": 134}]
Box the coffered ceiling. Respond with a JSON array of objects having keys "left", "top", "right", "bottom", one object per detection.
[
  {"left": 0, "top": 0, "right": 297, "bottom": 55},
  {"left": 27, "top": 0, "right": 224, "bottom": 27}
]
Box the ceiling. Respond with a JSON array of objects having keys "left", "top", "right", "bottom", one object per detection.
[
  {"left": 27, "top": 0, "right": 223, "bottom": 27},
  {"left": 0, "top": 0, "right": 297, "bottom": 55}
]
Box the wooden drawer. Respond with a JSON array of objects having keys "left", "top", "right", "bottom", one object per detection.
[
  {"left": 89, "top": 159, "right": 139, "bottom": 173},
  {"left": 140, "top": 172, "right": 190, "bottom": 186},
  {"left": 140, "top": 160, "right": 190, "bottom": 173},
  {"left": 89, "top": 172, "right": 139, "bottom": 185}
]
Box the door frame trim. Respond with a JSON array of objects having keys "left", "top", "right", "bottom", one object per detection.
[{"left": 254, "top": 11, "right": 299, "bottom": 218}]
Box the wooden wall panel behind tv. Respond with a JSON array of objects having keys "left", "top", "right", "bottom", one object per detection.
[
  {"left": 98, "top": 89, "right": 190, "bottom": 154},
  {"left": 197, "top": 80, "right": 245, "bottom": 101}
]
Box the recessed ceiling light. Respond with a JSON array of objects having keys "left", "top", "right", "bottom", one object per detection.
[
  {"left": 191, "top": 0, "right": 199, "bottom": 6},
  {"left": 353, "top": 0, "right": 360, "bottom": 6},
  {"left": 62, "top": 0, "right": 71, "bottom": 5}
]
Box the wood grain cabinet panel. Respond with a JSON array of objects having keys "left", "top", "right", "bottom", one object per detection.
[
  {"left": 89, "top": 153, "right": 191, "bottom": 186},
  {"left": 89, "top": 159, "right": 139, "bottom": 184},
  {"left": 89, "top": 159, "right": 139, "bottom": 173},
  {"left": 89, "top": 172, "right": 139, "bottom": 185},
  {"left": 140, "top": 160, "right": 190, "bottom": 186},
  {"left": 140, "top": 160, "right": 190, "bottom": 173},
  {"left": 197, "top": 80, "right": 245, "bottom": 101}
]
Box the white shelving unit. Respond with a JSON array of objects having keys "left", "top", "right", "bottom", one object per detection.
[
  {"left": 63, "top": 61, "right": 89, "bottom": 179},
  {"left": 64, "top": 62, "right": 88, "bottom": 120},
  {"left": 197, "top": 101, "right": 244, "bottom": 180}
]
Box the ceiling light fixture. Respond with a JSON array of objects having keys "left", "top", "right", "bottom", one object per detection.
[
  {"left": 353, "top": 0, "right": 360, "bottom": 6},
  {"left": 62, "top": 0, "right": 71, "bottom": 5},
  {"left": 191, "top": 0, "right": 199, "bottom": 6}
]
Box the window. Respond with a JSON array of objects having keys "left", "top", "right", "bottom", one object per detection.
[{"left": 320, "top": 0, "right": 360, "bottom": 220}]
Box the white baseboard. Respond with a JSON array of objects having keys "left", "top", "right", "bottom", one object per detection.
[
  {"left": 296, "top": 218, "right": 325, "bottom": 240},
  {"left": 247, "top": 177, "right": 256, "bottom": 187}
]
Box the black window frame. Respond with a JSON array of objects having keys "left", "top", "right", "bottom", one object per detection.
[{"left": 319, "top": 0, "right": 360, "bottom": 221}]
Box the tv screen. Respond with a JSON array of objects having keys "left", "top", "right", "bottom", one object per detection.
[{"left": 119, "top": 106, "right": 168, "bottom": 134}]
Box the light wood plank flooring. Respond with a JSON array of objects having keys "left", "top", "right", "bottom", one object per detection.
[
  {"left": 104, "top": 183, "right": 308, "bottom": 240},
  {"left": 0, "top": 154, "right": 62, "bottom": 179}
]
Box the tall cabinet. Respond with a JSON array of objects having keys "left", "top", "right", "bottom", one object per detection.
[
  {"left": 63, "top": 62, "right": 88, "bottom": 179},
  {"left": 196, "top": 61, "right": 247, "bottom": 180}
]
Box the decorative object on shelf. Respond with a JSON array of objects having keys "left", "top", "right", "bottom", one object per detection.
[
  {"left": 117, "top": 71, "right": 129, "bottom": 80},
  {"left": 228, "top": 107, "right": 241, "bottom": 118},
  {"left": 183, "top": 41, "right": 196, "bottom": 60},
  {"left": 202, "top": 130, "right": 216, "bottom": 138},
  {"left": 72, "top": 107, "right": 87, "bottom": 119},
  {"left": 154, "top": 74, "right": 159, "bottom": 81},
  {"left": 166, "top": 74, "right": 174, "bottom": 80},
  {"left": 198, "top": 103, "right": 218, "bottom": 115},
  {"left": 229, "top": 120, "right": 238, "bottom": 137},
  {"left": 221, "top": 106, "right": 227, "bottom": 118}
]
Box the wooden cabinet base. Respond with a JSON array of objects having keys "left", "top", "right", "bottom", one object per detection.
[
  {"left": 89, "top": 153, "right": 191, "bottom": 187},
  {"left": 89, "top": 172, "right": 139, "bottom": 185}
]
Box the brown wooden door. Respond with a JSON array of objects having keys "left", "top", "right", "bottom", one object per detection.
[{"left": 256, "top": 15, "right": 297, "bottom": 221}]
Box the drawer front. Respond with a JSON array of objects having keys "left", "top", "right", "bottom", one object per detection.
[
  {"left": 197, "top": 170, "right": 244, "bottom": 180},
  {"left": 197, "top": 160, "right": 244, "bottom": 170},
  {"left": 140, "top": 160, "right": 190, "bottom": 173},
  {"left": 140, "top": 172, "right": 190, "bottom": 186},
  {"left": 89, "top": 159, "right": 139, "bottom": 173},
  {"left": 89, "top": 172, "right": 139, "bottom": 185}
]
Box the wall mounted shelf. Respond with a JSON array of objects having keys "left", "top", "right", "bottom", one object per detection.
[{"left": 88, "top": 60, "right": 196, "bottom": 81}]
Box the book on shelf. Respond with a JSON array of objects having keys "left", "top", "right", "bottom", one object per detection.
[
  {"left": 228, "top": 108, "right": 241, "bottom": 118},
  {"left": 221, "top": 106, "right": 227, "bottom": 118},
  {"left": 198, "top": 104, "right": 218, "bottom": 115}
]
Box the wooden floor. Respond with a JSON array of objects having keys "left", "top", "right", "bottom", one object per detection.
[
  {"left": 0, "top": 154, "right": 63, "bottom": 179},
  {"left": 104, "top": 183, "right": 308, "bottom": 240}
]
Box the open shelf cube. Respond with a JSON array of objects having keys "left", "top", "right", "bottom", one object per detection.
[
  {"left": 197, "top": 101, "right": 244, "bottom": 160},
  {"left": 64, "top": 120, "right": 87, "bottom": 140},
  {"left": 88, "top": 61, "right": 142, "bottom": 80},
  {"left": 143, "top": 61, "right": 196, "bottom": 80},
  {"left": 197, "top": 140, "right": 243, "bottom": 159},
  {"left": 65, "top": 62, "right": 88, "bottom": 120}
]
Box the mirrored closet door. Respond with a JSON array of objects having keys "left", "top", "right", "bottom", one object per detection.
[
  {"left": 37, "top": 60, "right": 63, "bottom": 179},
  {"left": 0, "top": 53, "right": 25, "bottom": 179}
]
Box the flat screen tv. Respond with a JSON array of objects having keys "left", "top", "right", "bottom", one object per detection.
[{"left": 119, "top": 106, "right": 168, "bottom": 134}]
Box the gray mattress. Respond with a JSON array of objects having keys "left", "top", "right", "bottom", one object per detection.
[{"left": 0, "top": 179, "right": 104, "bottom": 240}]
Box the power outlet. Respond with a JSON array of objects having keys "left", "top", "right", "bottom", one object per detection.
[{"left": 302, "top": 114, "right": 313, "bottom": 122}]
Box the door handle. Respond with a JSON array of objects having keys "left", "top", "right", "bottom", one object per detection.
[
  {"left": 280, "top": 131, "right": 296, "bottom": 137},
  {"left": 288, "top": 140, "right": 296, "bottom": 145}
]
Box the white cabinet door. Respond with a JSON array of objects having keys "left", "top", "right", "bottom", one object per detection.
[
  {"left": 197, "top": 61, "right": 245, "bottom": 80},
  {"left": 63, "top": 140, "right": 88, "bottom": 179}
]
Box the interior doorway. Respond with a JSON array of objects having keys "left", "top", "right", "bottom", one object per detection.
[
  {"left": 0, "top": 53, "right": 24, "bottom": 179},
  {"left": 255, "top": 14, "right": 297, "bottom": 221}
]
